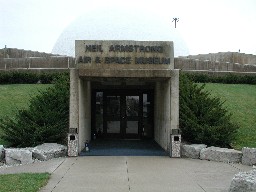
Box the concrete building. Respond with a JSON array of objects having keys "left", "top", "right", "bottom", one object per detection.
[
  {"left": 1, "top": 48, "right": 256, "bottom": 74},
  {"left": 68, "top": 40, "right": 180, "bottom": 157}
]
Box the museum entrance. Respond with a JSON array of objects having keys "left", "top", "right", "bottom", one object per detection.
[
  {"left": 92, "top": 89, "right": 154, "bottom": 140},
  {"left": 68, "top": 40, "right": 179, "bottom": 156}
]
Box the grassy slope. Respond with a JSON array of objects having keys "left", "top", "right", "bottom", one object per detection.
[
  {"left": 201, "top": 83, "right": 256, "bottom": 149},
  {"left": 0, "top": 84, "right": 52, "bottom": 118},
  {"left": 0, "top": 83, "right": 255, "bottom": 149},
  {"left": 0, "top": 84, "right": 51, "bottom": 145},
  {"left": 0, "top": 173, "right": 50, "bottom": 192}
]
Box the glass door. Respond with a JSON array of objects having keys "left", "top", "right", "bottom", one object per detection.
[
  {"left": 103, "top": 93, "right": 141, "bottom": 138},
  {"left": 93, "top": 90, "right": 153, "bottom": 139},
  {"left": 125, "top": 95, "right": 140, "bottom": 138},
  {"left": 104, "top": 94, "right": 122, "bottom": 137}
]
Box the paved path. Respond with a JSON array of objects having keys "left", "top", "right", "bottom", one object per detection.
[
  {"left": 0, "top": 156, "right": 252, "bottom": 192},
  {"left": 0, "top": 158, "right": 65, "bottom": 175},
  {"left": 37, "top": 156, "right": 251, "bottom": 192}
]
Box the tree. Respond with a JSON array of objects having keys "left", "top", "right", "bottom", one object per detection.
[
  {"left": 179, "top": 73, "right": 238, "bottom": 147},
  {"left": 0, "top": 74, "right": 70, "bottom": 147}
]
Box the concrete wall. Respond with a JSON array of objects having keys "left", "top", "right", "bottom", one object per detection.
[
  {"left": 175, "top": 52, "right": 256, "bottom": 73},
  {"left": 0, "top": 57, "right": 76, "bottom": 70},
  {"left": 180, "top": 52, "right": 256, "bottom": 65},
  {"left": 1, "top": 51, "right": 255, "bottom": 73},
  {"left": 0, "top": 48, "right": 59, "bottom": 58},
  {"left": 154, "top": 79, "right": 171, "bottom": 151},
  {"left": 2, "top": 57, "right": 254, "bottom": 72},
  {"left": 174, "top": 58, "right": 256, "bottom": 72}
]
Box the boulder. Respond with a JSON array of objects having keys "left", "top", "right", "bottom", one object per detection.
[
  {"left": 200, "top": 147, "right": 242, "bottom": 163},
  {"left": 181, "top": 144, "right": 207, "bottom": 159},
  {"left": 242, "top": 147, "right": 256, "bottom": 166},
  {"left": 32, "top": 143, "right": 67, "bottom": 161},
  {"left": 5, "top": 148, "right": 33, "bottom": 165},
  {"left": 229, "top": 169, "right": 256, "bottom": 192},
  {"left": 0, "top": 145, "right": 4, "bottom": 161}
]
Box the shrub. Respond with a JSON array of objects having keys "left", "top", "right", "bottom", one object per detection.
[
  {"left": 185, "top": 72, "right": 256, "bottom": 84},
  {"left": 0, "top": 71, "right": 68, "bottom": 84},
  {"left": 0, "top": 74, "right": 70, "bottom": 147},
  {"left": 179, "top": 73, "right": 238, "bottom": 147}
]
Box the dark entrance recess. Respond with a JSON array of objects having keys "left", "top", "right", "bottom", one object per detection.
[
  {"left": 92, "top": 89, "right": 154, "bottom": 140},
  {"left": 80, "top": 139, "right": 167, "bottom": 156}
]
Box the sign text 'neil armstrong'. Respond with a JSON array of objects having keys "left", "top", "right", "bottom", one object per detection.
[{"left": 77, "top": 44, "right": 170, "bottom": 65}]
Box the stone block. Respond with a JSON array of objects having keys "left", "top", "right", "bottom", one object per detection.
[
  {"left": 242, "top": 147, "right": 256, "bottom": 166},
  {"left": 0, "top": 145, "right": 4, "bottom": 161},
  {"left": 229, "top": 169, "right": 256, "bottom": 192},
  {"left": 181, "top": 144, "right": 207, "bottom": 159},
  {"left": 5, "top": 148, "right": 33, "bottom": 165},
  {"left": 200, "top": 147, "right": 242, "bottom": 163},
  {"left": 32, "top": 143, "right": 67, "bottom": 161},
  {"left": 170, "top": 135, "right": 181, "bottom": 158},
  {"left": 68, "top": 134, "right": 78, "bottom": 157}
]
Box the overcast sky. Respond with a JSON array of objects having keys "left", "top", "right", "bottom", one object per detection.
[{"left": 0, "top": 0, "right": 255, "bottom": 56}]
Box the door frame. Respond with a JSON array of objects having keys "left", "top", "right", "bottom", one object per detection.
[
  {"left": 103, "top": 90, "right": 142, "bottom": 139},
  {"left": 91, "top": 89, "right": 154, "bottom": 140}
]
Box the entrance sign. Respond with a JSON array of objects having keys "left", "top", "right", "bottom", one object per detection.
[{"left": 76, "top": 40, "right": 174, "bottom": 67}]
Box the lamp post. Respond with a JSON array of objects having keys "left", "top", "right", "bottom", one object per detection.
[{"left": 172, "top": 18, "right": 179, "bottom": 28}]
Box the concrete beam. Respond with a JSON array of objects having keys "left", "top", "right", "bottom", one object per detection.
[{"left": 79, "top": 68, "right": 172, "bottom": 78}]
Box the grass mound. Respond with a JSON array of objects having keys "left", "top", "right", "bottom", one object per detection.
[
  {"left": 0, "top": 84, "right": 51, "bottom": 145},
  {"left": 0, "top": 84, "right": 52, "bottom": 118},
  {"left": 0, "top": 173, "right": 50, "bottom": 192},
  {"left": 201, "top": 83, "right": 256, "bottom": 149}
]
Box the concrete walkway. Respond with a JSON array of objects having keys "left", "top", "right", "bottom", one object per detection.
[
  {"left": 0, "top": 158, "right": 65, "bottom": 175},
  {"left": 35, "top": 156, "right": 252, "bottom": 192},
  {"left": 0, "top": 156, "right": 252, "bottom": 192}
]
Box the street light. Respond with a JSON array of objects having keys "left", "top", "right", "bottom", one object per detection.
[{"left": 172, "top": 18, "right": 179, "bottom": 28}]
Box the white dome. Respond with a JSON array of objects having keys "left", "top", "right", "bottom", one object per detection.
[{"left": 52, "top": 6, "right": 189, "bottom": 57}]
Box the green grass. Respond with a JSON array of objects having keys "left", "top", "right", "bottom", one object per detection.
[
  {"left": 0, "top": 83, "right": 255, "bottom": 150},
  {"left": 0, "top": 84, "right": 52, "bottom": 118},
  {"left": 201, "top": 83, "right": 256, "bottom": 149},
  {"left": 0, "top": 173, "right": 50, "bottom": 192},
  {"left": 0, "top": 84, "right": 51, "bottom": 145}
]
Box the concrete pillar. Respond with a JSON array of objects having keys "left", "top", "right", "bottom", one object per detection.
[
  {"left": 171, "top": 69, "right": 179, "bottom": 131},
  {"left": 164, "top": 79, "right": 171, "bottom": 151},
  {"left": 154, "top": 82, "right": 161, "bottom": 146},
  {"left": 78, "top": 80, "right": 91, "bottom": 152},
  {"left": 69, "top": 69, "right": 91, "bottom": 154},
  {"left": 69, "top": 69, "right": 79, "bottom": 156},
  {"left": 154, "top": 79, "right": 171, "bottom": 151},
  {"left": 170, "top": 69, "right": 180, "bottom": 157},
  {"left": 69, "top": 69, "right": 79, "bottom": 132}
]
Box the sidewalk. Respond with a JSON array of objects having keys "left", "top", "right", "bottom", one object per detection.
[
  {"left": 0, "top": 158, "right": 65, "bottom": 175},
  {"left": 39, "top": 156, "right": 252, "bottom": 192}
]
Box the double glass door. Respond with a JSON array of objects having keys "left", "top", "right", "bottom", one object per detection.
[
  {"left": 94, "top": 90, "right": 153, "bottom": 139},
  {"left": 105, "top": 94, "right": 141, "bottom": 138}
]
